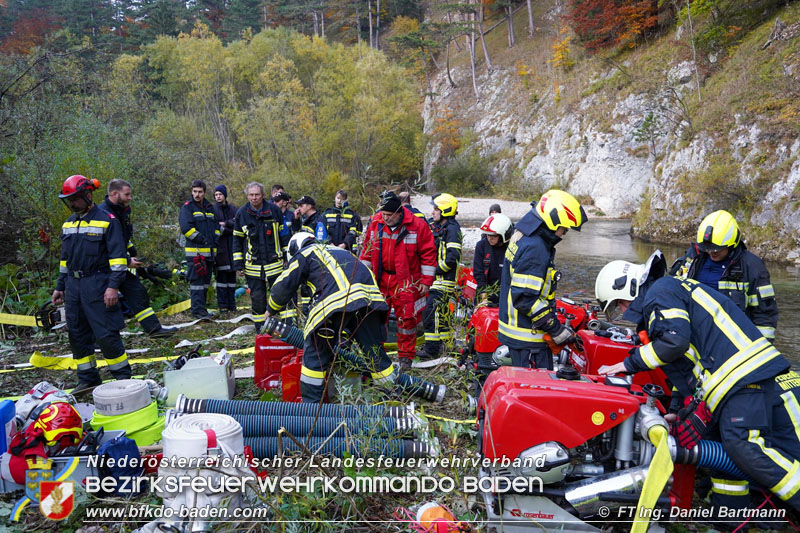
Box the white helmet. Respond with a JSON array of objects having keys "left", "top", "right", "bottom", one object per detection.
[
  {"left": 288, "top": 232, "right": 315, "bottom": 258},
  {"left": 480, "top": 214, "right": 514, "bottom": 244},
  {"left": 595, "top": 250, "right": 666, "bottom": 321}
]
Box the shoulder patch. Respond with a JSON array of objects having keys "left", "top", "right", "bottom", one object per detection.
[
  {"left": 184, "top": 201, "right": 190, "bottom": 206},
  {"left": 107, "top": 213, "right": 115, "bottom": 219}
]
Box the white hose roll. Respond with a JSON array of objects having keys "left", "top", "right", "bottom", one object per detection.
[
  {"left": 162, "top": 413, "right": 244, "bottom": 459},
  {"left": 92, "top": 379, "right": 152, "bottom": 416}
]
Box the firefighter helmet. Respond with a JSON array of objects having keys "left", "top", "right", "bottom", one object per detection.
[
  {"left": 288, "top": 232, "right": 315, "bottom": 258},
  {"left": 534, "top": 190, "right": 587, "bottom": 232},
  {"left": 30, "top": 402, "right": 83, "bottom": 447},
  {"left": 431, "top": 193, "right": 458, "bottom": 217},
  {"left": 696, "top": 210, "right": 740, "bottom": 252},
  {"left": 595, "top": 250, "right": 666, "bottom": 321},
  {"left": 58, "top": 175, "right": 99, "bottom": 199},
  {"left": 480, "top": 214, "right": 514, "bottom": 244}
]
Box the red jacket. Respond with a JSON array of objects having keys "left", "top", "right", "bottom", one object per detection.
[{"left": 360, "top": 209, "right": 436, "bottom": 287}]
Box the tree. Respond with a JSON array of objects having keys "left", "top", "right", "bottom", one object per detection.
[
  {"left": 224, "top": 0, "right": 266, "bottom": 39},
  {"left": 565, "top": 0, "right": 659, "bottom": 51}
]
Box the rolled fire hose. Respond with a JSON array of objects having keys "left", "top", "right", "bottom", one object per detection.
[
  {"left": 176, "top": 395, "right": 407, "bottom": 419},
  {"left": 631, "top": 425, "right": 673, "bottom": 533},
  {"left": 162, "top": 413, "right": 244, "bottom": 458},
  {"left": 263, "top": 317, "right": 446, "bottom": 403},
  {"left": 244, "top": 436, "right": 432, "bottom": 459},
  {"left": 92, "top": 379, "right": 152, "bottom": 416}
]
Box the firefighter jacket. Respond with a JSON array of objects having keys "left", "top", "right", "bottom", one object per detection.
[
  {"left": 269, "top": 244, "right": 388, "bottom": 336},
  {"left": 431, "top": 218, "right": 462, "bottom": 292},
  {"left": 671, "top": 243, "right": 778, "bottom": 340},
  {"left": 292, "top": 210, "right": 322, "bottom": 234},
  {"left": 56, "top": 204, "right": 128, "bottom": 291},
  {"left": 404, "top": 204, "right": 427, "bottom": 222},
  {"left": 99, "top": 196, "right": 137, "bottom": 259},
  {"left": 473, "top": 237, "right": 506, "bottom": 293},
  {"left": 498, "top": 211, "right": 563, "bottom": 349},
  {"left": 232, "top": 202, "right": 287, "bottom": 279},
  {"left": 322, "top": 204, "right": 359, "bottom": 251},
  {"left": 212, "top": 201, "right": 238, "bottom": 269},
  {"left": 622, "top": 276, "right": 789, "bottom": 415},
  {"left": 360, "top": 208, "right": 437, "bottom": 290},
  {"left": 179, "top": 198, "right": 219, "bottom": 260}
]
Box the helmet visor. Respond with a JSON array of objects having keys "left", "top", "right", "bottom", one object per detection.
[
  {"left": 697, "top": 241, "right": 726, "bottom": 253},
  {"left": 603, "top": 299, "right": 624, "bottom": 322}
]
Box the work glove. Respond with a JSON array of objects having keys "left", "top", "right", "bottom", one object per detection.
[
  {"left": 550, "top": 324, "right": 575, "bottom": 346},
  {"left": 192, "top": 255, "right": 208, "bottom": 277},
  {"left": 670, "top": 397, "right": 711, "bottom": 450}
]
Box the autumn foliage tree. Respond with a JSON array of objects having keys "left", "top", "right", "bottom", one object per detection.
[{"left": 565, "top": 0, "right": 660, "bottom": 51}]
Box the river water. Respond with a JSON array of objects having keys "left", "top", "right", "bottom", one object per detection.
[{"left": 462, "top": 219, "right": 800, "bottom": 364}]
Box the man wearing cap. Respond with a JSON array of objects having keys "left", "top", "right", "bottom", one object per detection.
[
  {"left": 292, "top": 196, "right": 323, "bottom": 236},
  {"left": 360, "top": 191, "right": 437, "bottom": 372},
  {"left": 212, "top": 184, "right": 238, "bottom": 312}
]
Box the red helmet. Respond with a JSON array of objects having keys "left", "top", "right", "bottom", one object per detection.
[
  {"left": 59, "top": 175, "right": 99, "bottom": 199},
  {"left": 29, "top": 402, "right": 83, "bottom": 447}
]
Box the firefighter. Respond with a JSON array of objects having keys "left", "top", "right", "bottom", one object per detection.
[
  {"left": 596, "top": 251, "right": 800, "bottom": 512},
  {"left": 417, "top": 193, "right": 462, "bottom": 359},
  {"left": 473, "top": 213, "right": 513, "bottom": 305},
  {"left": 51, "top": 175, "right": 133, "bottom": 392},
  {"left": 266, "top": 232, "right": 395, "bottom": 403},
  {"left": 98, "top": 180, "right": 175, "bottom": 338},
  {"left": 322, "top": 190, "right": 360, "bottom": 253},
  {"left": 179, "top": 180, "right": 219, "bottom": 320},
  {"left": 360, "top": 191, "right": 437, "bottom": 373},
  {"left": 232, "top": 182, "right": 291, "bottom": 332},
  {"left": 212, "top": 184, "right": 238, "bottom": 313},
  {"left": 670, "top": 210, "right": 778, "bottom": 341},
  {"left": 399, "top": 191, "right": 427, "bottom": 220},
  {"left": 272, "top": 191, "right": 294, "bottom": 252},
  {"left": 499, "top": 190, "right": 587, "bottom": 369},
  {"left": 292, "top": 196, "right": 323, "bottom": 235},
  {"left": 489, "top": 203, "right": 502, "bottom": 215}
]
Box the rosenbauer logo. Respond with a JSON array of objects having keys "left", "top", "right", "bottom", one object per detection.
[{"left": 510, "top": 508, "right": 555, "bottom": 520}]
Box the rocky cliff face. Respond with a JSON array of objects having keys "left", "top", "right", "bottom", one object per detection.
[{"left": 423, "top": 12, "right": 800, "bottom": 263}]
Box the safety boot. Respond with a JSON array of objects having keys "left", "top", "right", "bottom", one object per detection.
[
  {"left": 72, "top": 368, "right": 103, "bottom": 397},
  {"left": 148, "top": 326, "right": 176, "bottom": 339}
]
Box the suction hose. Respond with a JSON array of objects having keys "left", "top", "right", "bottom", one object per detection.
[
  {"left": 263, "top": 316, "right": 446, "bottom": 403},
  {"left": 176, "top": 395, "right": 407, "bottom": 419},
  {"left": 244, "top": 436, "right": 432, "bottom": 459},
  {"left": 674, "top": 440, "right": 747, "bottom": 479}
]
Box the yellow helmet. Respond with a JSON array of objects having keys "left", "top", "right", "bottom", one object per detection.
[
  {"left": 431, "top": 193, "right": 458, "bottom": 217},
  {"left": 535, "top": 190, "right": 587, "bottom": 232},
  {"left": 696, "top": 210, "right": 740, "bottom": 252}
]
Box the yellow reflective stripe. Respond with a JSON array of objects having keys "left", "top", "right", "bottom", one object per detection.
[
  {"left": 304, "top": 284, "right": 385, "bottom": 334},
  {"left": 510, "top": 273, "right": 543, "bottom": 291},
  {"left": 758, "top": 285, "right": 775, "bottom": 298},
  {"left": 498, "top": 321, "right": 545, "bottom": 343},
  {"left": 184, "top": 247, "right": 212, "bottom": 253},
  {"left": 232, "top": 252, "right": 244, "bottom": 261},
  {"left": 446, "top": 242, "right": 462, "bottom": 249},
  {"left": 691, "top": 286, "right": 750, "bottom": 350},
  {"left": 74, "top": 354, "right": 96, "bottom": 369},
  {"left": 649, "top": 308, "right": 689, "bottom": 327},
  {"left": 134, "top": 308, "right": 155, "bottom": 321},
  {"left": 758, "top": 326, "right": 776, "bottom": 338},
  {"left": 750, "top": 429, "right": 794, "bottom": 473},
  {"left": 301, "top": 366, "right": 326, "bottom": 379},
  {"left": 268, "top": 295, "right": 283, "bottom": 312},
  {"left": 711, "top": 478, "right": 749, "bottom": 495},
  {"left": 109, "top": 258, "right": 127, "bottom": 266},
  {"left": 747, "top": 294, "right": 759, "bottom": 307},
  {"left": 703, "top": 340, "right": 778, "bottom": 411},
  {"left": 184, "top": 227, "right": 198, "bottom": 238},
  {"left": 105, "top": 352, "right": 128, "bottom": 367},
  {"left": 233, "top": 229, "right": 245, "bottom": 237},
  {"left": 371, "top": 365, "right": 395, "bottom": 380},
  {"left": 773, "top": 460, "right": 800, "bottom": 500},
  {"left": 638, "top": 343, "right": 664, "bottom": 369},
  {"left": 310, "top": 246, "right": 348, "bottom": 291},
  {"left": 782, "top": 391, "right": 800, "bottom": 446},
  {"left": 718, "top": 281, "right": 747, "bottom": 291}
]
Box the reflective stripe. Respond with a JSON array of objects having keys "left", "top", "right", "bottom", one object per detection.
[
  {"left": 406, "top": 233, "right": 417, "bottom": 244},
  {"left": 758, "top": 326, "right": 776, "bottom": 339},
  {"left": 397, "top": 326, "right": 416, "bottom": 335},
  {"left": 711, "top": 478, "right": 749, "bottom": 496},
  {"left": 498, "top": 321, "right": 545, "bottom": 343},
  {"left": 703, "top": 339, "right": 780, "bottom": 411},
  {"left": 747, "top": 294, "right": 759, "bottom": 307},
  {"left": 135, "top": 308, "right": 155, "bottom": 321},
  {"left": 109, "top": 258, "right": 128, "bottom": 271},
  {"left": 510, "top": 272, "right": 543, "bottom": 291},
  {"left": 190, "top": 284, "right": 209, "bottom": 291},
  {"left": 758, "top": 284, "right": 775, "bottom": 298},
  {"left": 781, "top": 391, "right": 800, "bottom": 446},
  {"left": 305, "top": 283, "right": 386, "bottom": 334},
  {"left": 414, "top": 296, "right": 427, "bottom": 314},
  {"left": 691, "top": 287, "right": 751, "bottom": 350},
  {"left": 60, "top": 260, "right": 68, "bottom": 273},
  {"left": 279, "top": 309, "right": 297, "bottom": 319},
  {"left": 371, "top": 365, "right": 395, "bottom": 383},
  {"left": 718, "top": 281, "right": 747, "bottom": 291},
  {"left": 184, "top": 247, "right": 213, "bottom": 257},
  {"left": 773, "top": 460, "right": 800, "bottom": 500},
  {"left": 446, "top": 242, "right": 462, "bottom": 249},
  {"left": 74, "top": 354, "right": 96, "bottom": 370},
  {"left": 360, "top": 260, "right": 372, "bottom": 269},
  {"left": 184, "top": 227, "right": 198, "bottom": 238},
  {"left": 300, "top": 366, "right": 326, "bottom": 386},
  {"left": 420, "top": 265, "right": 435, "bottom": 276},
  {"left": 105, "top": 352, "right": 129, "bottom": 370},
  {"left": 232, "top": 252, "right": 244, "bottom": 261},
  {"left": 638, "top": 343, "right": 664, "bottom": 369},
  {"left": 648, "top": 308, "right": 689, "bottom": 328},
  {"left": 750, "top": 429, "right": 794, "bottom": 472},
  {"left": 233, "top": 229, "right": 245, "bottom": 238},
  {"left": 268, "top": 296, "right": 282, "bottom": 312},
  {"left": 252, "top": 313, "right": 265, "bottom": 322}
]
